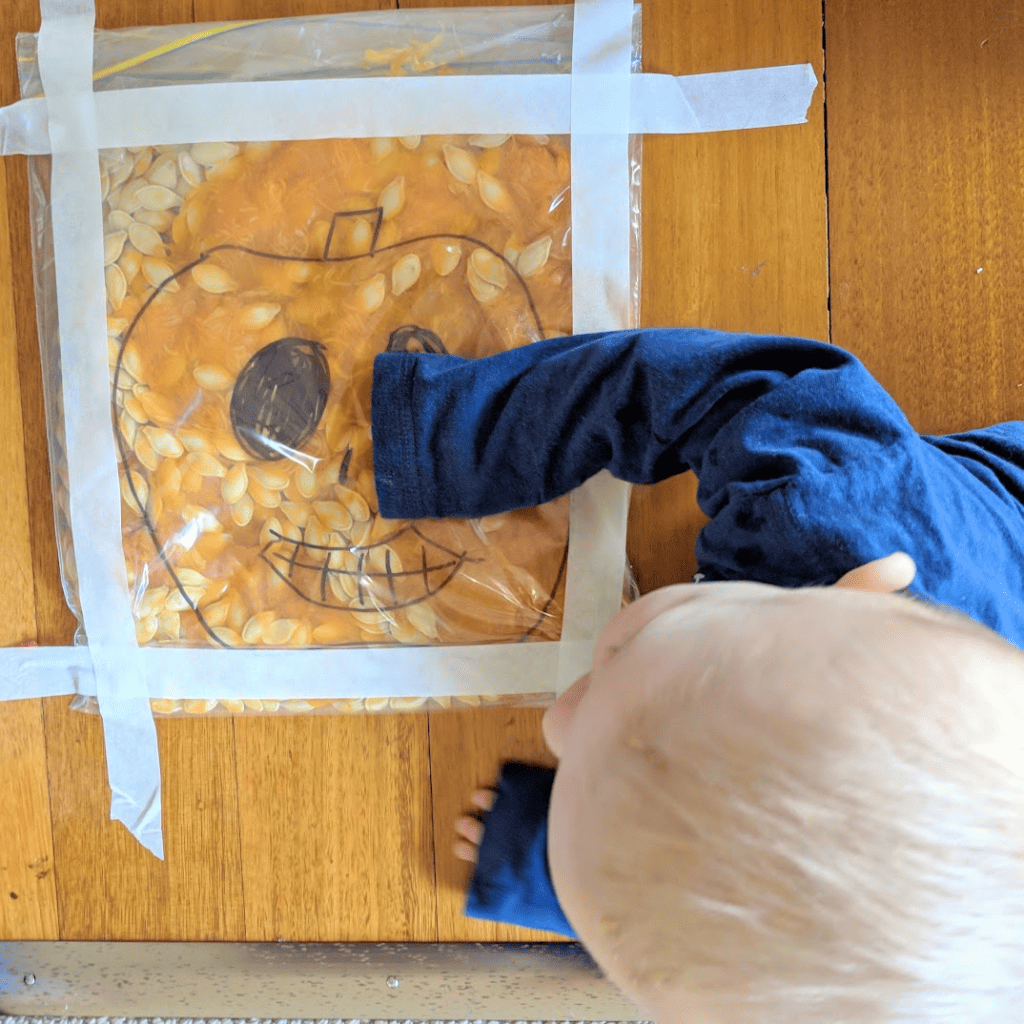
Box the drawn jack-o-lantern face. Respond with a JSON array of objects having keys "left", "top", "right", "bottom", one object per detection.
[{"left": 108, "top": 136, "right": 571, "bottom": 648}]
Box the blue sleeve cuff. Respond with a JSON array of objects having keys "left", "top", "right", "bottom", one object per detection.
[{"left": 464, "top": 762, "right": 578, "bottom": 939}]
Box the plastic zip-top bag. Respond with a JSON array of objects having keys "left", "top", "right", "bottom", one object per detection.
[{"left": 19, "top": 6, "right": 642, "bottom": 718}]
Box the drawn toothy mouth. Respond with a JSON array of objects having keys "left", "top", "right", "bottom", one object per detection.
[{"left": 260, "top": 523, "right": 476, "bottom": 612}]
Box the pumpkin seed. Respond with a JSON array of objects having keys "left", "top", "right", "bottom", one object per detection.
[
  {"left": 212, "top": 627, "right": 242, "bottom": 647},
  {"left": 118, "top": 247, "right": 143, "bottom": 285},
  {"left": 388, "top": 696, "right": 427, "bottom": 710},
  {"left": 370, "top": 137, "right": 395, "bottom": 160},
  {"left": 312, "top": 500, "right": 352, "bottom": 533},
  {"left": 442, "top": 144, "right": 476, "bottom": 184},
  {"left": 391, "top": 253, "right": 421, "bottom": 295},
  {"left": 431, "top": 241, "right": 461, "bottom": 276},
  {"left": 135, "top": 208, "right": 174, "bottom": 232},
  {"left": 136, "top": 614, "right": 158, "bottom": 644},
  {"left": 134, "top": 434, "right": 160, "bottom": 472},
  {"left": 357, "top": 273, "right": 386, "bottom": 313},
  {"left": 379, "top": 177, "right": 405, "bottom": 220},
  {"left": 158, "top": 610, "right": 181, "bottom": 639},
  {"left": 137, "top": 389, "right": 177, "bottom": 425},
  {"left": 222, "top": 464, "right": 248, "bottom": 504},
  {"left": 182, "top": 699, "right": 218, "bottom": 714},
  {"left": 191, "top": 263, "right": 237, "bottom": 293},
  {"left": 120, "top": 470, "right": 147, "bottom": 512},
  {"left": 103, "top": 231, "right": 128, "bottom": 266},
  {"left": 468, "top": 134, "right": 510, "bottom": 149},
  {"left": 349, "top": 218, "right": 372, "bottom": 253},
  {"left": 470, "top": 248, "right": 509, "bottom": 288},
  {"left": 191, "top": 142, "right": 239, "bottom": 167},
  {"left": 265, "top": 619, "right": 297, "bottom": 646},
  {"left": 137, "top": 184, "right": 181, "bottom": 212},
  {"left": 107, "top": 209, "right": 134, "bottom": 231},
  {"left": 406, "top": 602, "right": 439, "bottom": 640},
  {"left": 250, "top": 465, "right": 290, "bottom": 490},
  {"left": 517, "top": 235, "right": 552, "bottom": 278},
  {"left": 142, "top": 257, "right": 179, "bottom": 291},
  {"left": 127, "top": 221, "right": 165, "bottom": 257},
  {"left": 105, "top": 264, "right": 127, "bottom": 308},
  {"left": 239, "top": 303, "right": 280, "bottom": 329},
  {"left": 477, "top": 171, "right": 512, "bottom": 213},
  {"left": 189, "top": 451, "right": 227, "bottom": 478},
  {"left": 143, "top": 425, "right": 184, "bottom": 458},
  {"left": 249, "top": 478, "right": 282, "bottom": 508},
  {"left": 178, "top": 151, "right": 203, "bottom": 187},
  {"left": 231, "top": 494, "right": 255, "bottom": 527},
  {"left": 148, "top": 156, "right": 178, "bottom": 190},
  {"left": 193, "top": 364, "right": 234, "bottom": 391}
]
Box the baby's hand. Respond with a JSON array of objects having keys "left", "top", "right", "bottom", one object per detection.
[{"left": 453, "top": 788, "right": 496, "bottom": 863}]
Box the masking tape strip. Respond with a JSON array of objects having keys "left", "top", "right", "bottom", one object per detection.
[
  {"left": 37, "top": 0, "right": 163, "bottom": 859},
  {"left": 0, "top": 66, "right": 818, "bottom": 155},
  {"left": 0, "top": 644, "right": 568, "bottom": 701},
  {"left": 557, "top": 0, "right": 635, "bottom": 694}
]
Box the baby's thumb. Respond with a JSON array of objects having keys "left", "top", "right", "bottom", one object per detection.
[{"left": 834, "top": 552, "right": 916, "bottom": 593}]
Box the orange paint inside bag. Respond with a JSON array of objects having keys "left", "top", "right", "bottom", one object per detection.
[{"left": 101, "top": 135, "right": 573, "bottom": 700}]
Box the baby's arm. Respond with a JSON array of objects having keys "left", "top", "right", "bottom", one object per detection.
[
  {"left": 373, "top": 327, "right": 1024, "bottom": 638},
  {"left": 371, "top": 328, "right": 892, "bottom": 520}
]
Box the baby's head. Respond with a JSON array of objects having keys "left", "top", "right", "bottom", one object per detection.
[{"left": 542, "top": 555, "right": 1024, "bottom": 1024}]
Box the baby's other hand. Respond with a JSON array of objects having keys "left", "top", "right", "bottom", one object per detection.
[{"left": 453, "top": 788, "right": 496, "bottom": 863}]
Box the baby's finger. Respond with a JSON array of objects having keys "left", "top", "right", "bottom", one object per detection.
[
  {"left": 453, "top": 840, "right": 478, "bottom": 863},
  {"left": 471, "top": 788, "right": 496, "bottom": 811},
  {"left": 455, "top": 816, "right": 485, "bottom": 845}
]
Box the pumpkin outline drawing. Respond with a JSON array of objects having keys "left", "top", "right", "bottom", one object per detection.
[{"left": 111, "top": 204, "right": 569, "bottom": 649}]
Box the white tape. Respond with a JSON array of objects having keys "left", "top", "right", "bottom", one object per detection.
[
  {"left": 37, "top": 0, "right": 163, "bottom": 859},
  {"left": 0, "top": 67, "right": 819, "bottom": 156},
  {"left": 556, "top": 0, "right": 634, "bottom": 695},
  {"left": 0, "top": 643, "right": 565, "bottom": 701}
]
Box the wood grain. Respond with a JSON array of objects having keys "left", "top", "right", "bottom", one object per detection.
[
  {"left": 0, "top": 50, "right": 58, "bottom": 939},
  {"left": 0, "top": 0, "right": 830, "bottom": 942},
  {"left": 235, "top": 713, "right": 436, "bottom": 941},
  {"left": 45, "top": 708, "right": 245, "bottom": 940},
  {"left": 827, "top": 0, "right": 1024, "bottom": 435}
]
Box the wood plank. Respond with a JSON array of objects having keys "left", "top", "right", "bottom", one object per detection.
[
  {"left": 429, "top": 0, "right": 829, "bottom": 941},
  {"left": 0, "top": 699, "right": 58, "bottom": 941},
  {"left": 195, "top": 0, "right": 393, "bottom": 17},
  {"left": 45, "top": 709, "right": 245, "bottom": 940},
  {"left": 235, "top": 714, "right": 437, "bottom": 941},
  {"left": 0, "top": 14, "right": 59, "bottom": 937},
  {"left": 827, "top": 0, "right": 1024, "bottom": 433}
]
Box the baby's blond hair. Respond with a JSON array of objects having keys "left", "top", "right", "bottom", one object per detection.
[{"left": 580, "top": 596, "right": 1024, "bottom": 1024}]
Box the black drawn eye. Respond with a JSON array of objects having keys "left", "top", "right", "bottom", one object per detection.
[
  {"left": 386, "top": 324, "right": 449, "bottom": 355},
  {"left": 230, "top": 337, "right": 330, "bottom": 460}
]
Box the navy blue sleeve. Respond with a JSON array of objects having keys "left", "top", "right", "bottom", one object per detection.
[
  {"left": 373, "top": 327, "right": 1024, "bottom": 643},
  {"left": 372, "top": 328, "right": 892, "bottom": 518},
  {"left": 463, "top": 762, "right": 577, "bottom": 938}
]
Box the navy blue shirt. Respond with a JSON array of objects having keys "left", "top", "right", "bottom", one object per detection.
[{"left": 371, "top": 328, "right": 1024, "bottom": 938}]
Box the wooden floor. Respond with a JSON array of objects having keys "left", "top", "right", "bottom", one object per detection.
[{"left": 1, "top": 0, "right": 1021, "bottom": 942}]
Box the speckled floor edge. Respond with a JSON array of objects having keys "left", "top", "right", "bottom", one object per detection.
[{"left": 1, "top": 1017, "right": 650, "bottom": 1023}]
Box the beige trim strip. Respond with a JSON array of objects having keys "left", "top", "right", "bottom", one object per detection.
[{"left": 0, "top": 941, "right": 640, "bottom": 1020}]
